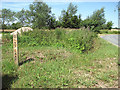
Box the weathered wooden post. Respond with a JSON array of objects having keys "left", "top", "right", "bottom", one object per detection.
[{"left": 13, "top": 33, "right": 19, "bottom": 65}]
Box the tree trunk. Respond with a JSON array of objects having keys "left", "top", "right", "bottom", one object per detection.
[{"left": 2, "top": 21, "right": 4, "bottom": 32}]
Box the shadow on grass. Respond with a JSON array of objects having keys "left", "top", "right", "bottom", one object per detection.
[
  {"left": 19, "top": 58, "right": 34, "bottom": 66},
  {"left": 2, "top": 74, "right": 18, "bottom": 89}
]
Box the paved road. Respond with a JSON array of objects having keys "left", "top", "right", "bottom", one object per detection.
[{"left": 100, "top": 34, "right": 120, "bottom": 47}]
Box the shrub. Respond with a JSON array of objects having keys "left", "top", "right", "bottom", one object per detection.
[
  {"left": 3, "top": 28, "right": 97, "bottom": 53},
  {"left": 65, "top": 29, "right": 97, "bottom": 52},
  {"left": 100, "top": 30, "right": 120, "bottom": 34},
  {"left": 2, "top": 33, "right": 13, "bottom": 46},
  {"left": 108, "top": 31, "right": 120, "bottom": 34},
  {"left": 100, "top": 30, "right": 108, "bottom": 34}
]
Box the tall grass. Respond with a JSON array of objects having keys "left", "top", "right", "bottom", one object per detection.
[
  {"left": 2, "top": 29, "right": 118, "bottom": 88},
  {"left": 2, "top": 28, "right": 97, "bottom": 53}
]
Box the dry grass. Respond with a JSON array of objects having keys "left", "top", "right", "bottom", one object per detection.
[
  {"left": 111, "top": 29, "right": 120, "bottom": 31},
  {"left": 0, "top": 29, "right": 16, "bottom": 32}
]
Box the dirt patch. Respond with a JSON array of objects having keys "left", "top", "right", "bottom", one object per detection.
[
  {"left": 19, "top": 48, "right": 72, "bottom": 65},
  {"left": 71, "top": 58, "right": 118, "bottom": 88}
]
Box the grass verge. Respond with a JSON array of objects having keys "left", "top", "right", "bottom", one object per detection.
[{"left": 2, "top": 36, "right": 118, "bottom": 88}]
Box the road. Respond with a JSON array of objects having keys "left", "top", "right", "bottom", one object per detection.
[{"left": 100, "top": 34, "right": 120, "bottom": 47}]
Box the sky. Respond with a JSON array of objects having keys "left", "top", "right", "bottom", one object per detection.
[{"left": 1, "top": 1, "right": 119, "bottom": 28}]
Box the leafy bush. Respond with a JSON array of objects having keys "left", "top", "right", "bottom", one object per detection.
[
  {"left": 3, "top": 28, "right": 97, "bottom": 53},
  {"left": 100, "top": 30, "right": 120, "bottom": 34},
  {"left": 108, "top": 31, "right": 120, "bottom": 34},
  {"left": 65, "top": 29, "right": 97, "bottom": 53},
  {"left": 100, "top": 30, "right": 108, "bottom": 34},
  {"left": 2, "top": 33, "right": 13, "bottom": 46}
]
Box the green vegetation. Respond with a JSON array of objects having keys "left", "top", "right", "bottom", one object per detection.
[
  {"left": 1, "top": 1, "right": 118, "bottom": 88},
  {"left": 1, "top": 2, "right": 113, "bottom": 33},
  {"left": 4, "top": 28, "right": 97, "bottom": 53},
  {"left": 2, "top": 29, "right": 118, "bottom": 88},
  {"left": 59, "top": 3, "right": 82, "bottom": 29},
  {"left": 100, "top": 30, "right": 120, "bottom": 34}
]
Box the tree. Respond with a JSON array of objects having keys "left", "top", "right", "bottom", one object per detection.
[
  {"left": 2, "top": 9, "right": 15, "bottom": 25},
  {"left": 83, "top": 8, "right": 106, "bottom": 32},
  {"left": 70, "top": 15, "right": 81, "bottom": 28},
  {"left": 47, "top": 14, "right": 56, "bottom": 29},
  {"left": 11, "top": 22, "right": 22, "bottom": 29},
  {"left": 25, "top": 10, "right": 32, "bottom": 26},
  {"left": 90, "top": 8, "right": 106, "bottom": 32},
  {"left": 62, "top": 11, "right": 71, "bottom": 28},
  {"left": 29, "top": 2, "right": 51, "bottom": 29},
  {"left": 101, "top": 24, "right": 107, "bottom": 29},
  {"left": 60, "top": 3, "right": 81, "bottom": 28},
  {"left": 67, "top": 3, "right": 77, "bottom": 16},
  {"left": 0, "top": 10, "right": 2, "bottom": 29},
  {"left": 56, "top": 20, "right": 61, "bottom": 28},
  {"left": 106, "top": 21, "right": 113, "bottom": 30},
  {"left": 2, "top": 24, "right": 7, "bottom": 30},
  {"left": 16, "top": 9, "right": 30, "bottom": 26},
  {"left": 0, "top": 10, "right": 1, "bottom": 18},
  {"left": 2, "top": 9, "right": 16, "bottom": 31}
]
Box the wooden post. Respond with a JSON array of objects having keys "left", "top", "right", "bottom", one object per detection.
[{"left": 13, "top": 33, "right": 19, "bottom": 65}]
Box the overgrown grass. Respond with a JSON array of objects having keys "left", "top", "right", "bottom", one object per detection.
[
  {"left": 3, "top": 28, "right": 97, "bottom": 53},
  {"left": 100, "top": 30, "right": 120, "bottom": 34},
  {"left": 2, "top": 29, "right": 118, "bottom": 88}
]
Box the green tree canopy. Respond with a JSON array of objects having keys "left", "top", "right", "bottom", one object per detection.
[
  {"left": 2, "top": 8, "right": 16, "bottom": 25},
  {"left": 48, "top": 14, "right": 56, "bottom": 29},
  {"left": 106, "top": 21, "right": 113, "bottom": 30},
  {"left": 90, "top": 8, "right": 106, "bottom": 26},
  {"left": 67, "top": 3, "right": 77, "bottom": 16},
  {"left": 16, "top": 9, "right": 31, "bottom": 26},
  {"left": 60, "top": 3, "right": 81, "bottom": 28},
  {"left": 29, "top": 2, "right": 51, "bottom": 29},
  {"left": 83, "top": 8, "right": 106, "bottom": 32}
]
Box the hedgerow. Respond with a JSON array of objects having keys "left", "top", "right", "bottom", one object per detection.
[{"left": 2, "top": 28, "right": 97, "bottom": 53}]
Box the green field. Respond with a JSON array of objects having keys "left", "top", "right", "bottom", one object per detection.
[
  {"left": 100, "top": 30, "right": 120, "bottom": 34},
  {"left": 2, "top": 29, "right": 118, "bottom": 88}
]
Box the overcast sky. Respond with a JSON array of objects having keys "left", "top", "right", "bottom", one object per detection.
[{"left": 1, "top": 1, "right": 119, "bottom": 28}]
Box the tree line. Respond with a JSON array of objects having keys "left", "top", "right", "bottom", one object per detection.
[{"left": 0, "top": 2, "right": 113, "bottom": 32}]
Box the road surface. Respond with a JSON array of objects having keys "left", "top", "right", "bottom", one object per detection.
[{"left": 100, "top": 34, "right": 120, "bottom": 47}]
